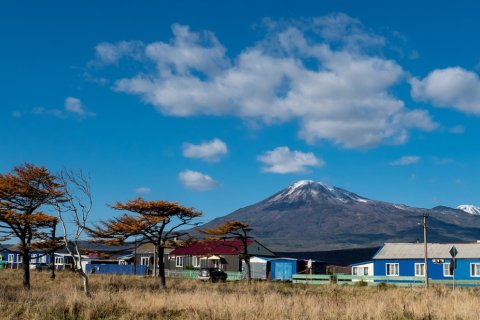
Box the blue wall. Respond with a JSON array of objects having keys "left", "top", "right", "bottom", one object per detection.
[
  {"left": 85, "top": 264, "right": 148, "bottom": 275},
  {"left": 374, "top": 259, "right": 480, "bottom": 280},
  {"left": 1, "top": 250, "right": 51, "bottom": 265}
]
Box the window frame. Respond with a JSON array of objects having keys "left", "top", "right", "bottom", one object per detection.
[
  {"left": 470, "top": 263, "right": 480, "bottom": 277},
  {"left": 192, "top": 256, "right": 200, "bottom": 268},
  {"left": 8, "top": 254, "right": 15, "bottom": 263},
  {"left": 386, "top": 263, "right": 399, "bottom": 276},
  {"left": 140, "top": 257, "right": 150, "bottom": 266},
  {"left": 443, "top": 263, "right": 453, "bottom": 277},
  {"left": 55, "top": 256, "right": 64, "bottom": 265},
  {"left": 175, "top": 256, "right": 184, "bottom": 268},
  {"left": 352, "top": 266, "right": 359, "bottom": 275},
  {"left": 414, "top": 263, "right": 425, "bottom": 277}
]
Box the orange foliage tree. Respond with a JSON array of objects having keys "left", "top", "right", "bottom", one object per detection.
[
  {"left": 202, "top": 221, "right": 253, "bottom": 281},
  {"left": 0, "top": 164, "right": 65, "bottom": 289},
  {"left": 89, "top": 198, "right": 201, "bottom": 289}
]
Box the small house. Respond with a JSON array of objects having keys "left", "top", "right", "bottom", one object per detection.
[
  {"left": 373, "top": 242, "right": 480, "bottom": 281},
  {"left": 168, "top": 239, "right": 275, "bottom": 273}
]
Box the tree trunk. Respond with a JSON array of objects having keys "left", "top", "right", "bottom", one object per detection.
[
  {"left": 50, "top": 224, "right": 56, "bottom": 280},
  {"left": 79, "top": 269, "right": 91, "bottom": 297},
  {"left": 22, "top": 251, "right": 30, "bottom": 290},
  {"left": 157, "top": 245, "right": 166, "bottom": 289},
  {"left": 75, "top": 268, "right": 91, "bottom": 298},
  {"left": 49, "top": 250, "right": 56, "bottom": 280},
  {"left": 244, "top": 256, "right": 251, "bottom": 282}
]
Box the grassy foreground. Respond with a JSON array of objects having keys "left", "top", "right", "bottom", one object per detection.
[{"left": 1, "top": 270, "right": 480, "bottom": 319}]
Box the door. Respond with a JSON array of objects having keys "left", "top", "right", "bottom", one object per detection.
[{"left": 275, "top": 262, "right": 293, "bottom": 280}]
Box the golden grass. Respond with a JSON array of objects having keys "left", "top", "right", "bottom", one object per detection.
[{"left": 1, "top": 270, "right": 480, "bottom": 319}]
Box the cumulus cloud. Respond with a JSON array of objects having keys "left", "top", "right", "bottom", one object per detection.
[
  {"left": 258, "top": 146, "right": 324, "bottom": 174},
  {"left": 411, "top": 67, "right": 480, "bottom": 115},
  {"left": 93, "top": 15, "right": 436, "bottom": 149},
  {"left": 33, "top": 97, "right": 95, "bottom": 119},
  {"left": 182, "top": 138, "right": 228, "bottom": 162},
  {"left": 390, "top": 155, "right": 421, "bottom": 166},
  {"left": 178, "top": 170, "right": 218, "bottom": 191},
  {"left": 135, "top": 187, "right": 151, "bottom": 194}
]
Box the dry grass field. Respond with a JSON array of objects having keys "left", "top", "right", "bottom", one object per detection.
[{"left": 1, "top": 270, "right": 480, "bottom": 319}]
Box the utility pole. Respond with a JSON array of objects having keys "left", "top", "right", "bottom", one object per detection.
[{"left": 423, "top": 212, "right": 429, "bottom": 289}]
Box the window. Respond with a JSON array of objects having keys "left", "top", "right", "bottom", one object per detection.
[
  {"left": 414, "top": 263, "right": 425, "bottom": 276},
  {"left": 471, "top": 263, "right": 480, "bottom": 277},
  {"left": 8, "top": 254, "right": 14, "bottom": 263},
  {"left": 55, "top": 257, "right": 64, "bottom": 265},
  {"left": 176, "top": 256, "right": 184, "bottom": 268},
  {"left": 40, "top": 254, "right": 47, "bottom": 263},
  {"left": 443, "top": 263, "right": 453, "bottom": 277},
  {"left": 352, "top": 266, "right": 367, "bottom": 275},
  {"left": 192, "top": 256, "right": 200, "bottom": 268},
  {"left": 140, "top": 257, "right": 149, "bottom": 266},
  {"left": 386, "top": 263, "right": 399, "bottom": 276},
  {"left": 30, "top": 254, "right": 37, "bottom": 263},
  {"left": 17, "top": 254, "right": 23, "bottom": 263}
]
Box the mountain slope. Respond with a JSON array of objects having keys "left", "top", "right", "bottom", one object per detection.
[
  {"left": 457, "top": 205, "right": 480, "bottom": 215},
  {"left": 201, "top": 181, "right": 480, "bottom": 251}
]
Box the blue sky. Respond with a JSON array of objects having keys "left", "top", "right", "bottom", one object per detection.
[{"left": 2, "top": 0, "right": 480, "bottom": 226}]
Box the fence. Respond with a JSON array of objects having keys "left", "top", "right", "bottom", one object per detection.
[
  {"left": 164, "top": 269, "right": 243, "bottom": 281},
  {"left": 292, "top": 274, "right": 480, "bottom": 287}
]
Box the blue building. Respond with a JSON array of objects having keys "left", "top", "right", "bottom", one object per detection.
[{"left": 373, "top": 243, "right": 480, "bottom": 281}]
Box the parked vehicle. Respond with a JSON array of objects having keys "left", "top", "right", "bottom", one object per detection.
[
  {"left": 198, "top": 268, "right": 227, "bottom": 282},
  {"left": 30, "top": 263, "right": 50, "bottom": 271}
]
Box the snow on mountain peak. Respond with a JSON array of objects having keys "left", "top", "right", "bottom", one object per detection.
[
  {"left": 457, "top": 205, "right": 480, "bottom": 215},
  {"left": 290, "top": 180, "right": 315, "bottom": 190},
  {"left": 273, "top": 180, "right": 369, "bottom": 204}
]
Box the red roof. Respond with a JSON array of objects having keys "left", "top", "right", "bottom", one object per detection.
[{"left": 171, "top": 239, "right": 254, "bottom": 255}]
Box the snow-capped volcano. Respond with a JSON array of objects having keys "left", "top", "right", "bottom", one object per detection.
[
  {"left": 200, "top": 180, "right": 480, "bottom": 251},
  {"left": 457, "top": 205, "right": 480, "bottom": 215},
  {"left": 269, "top": 180, "right": 370, "bottom": 204}
]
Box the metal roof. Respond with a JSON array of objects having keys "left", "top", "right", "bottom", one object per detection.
[
  {"left": 170, "top": 240, "right": 254, "bottom": 256},
  {"left": 373, "top": 243, "right": 480, "bottom": 259}
]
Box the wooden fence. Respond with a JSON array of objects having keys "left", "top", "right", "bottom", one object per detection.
[
  {"left": 292, "top": 274, "right": 480, "bottom": 287},
  {"left": 164, "top": 269, "right": 243, "bottom": 281}
]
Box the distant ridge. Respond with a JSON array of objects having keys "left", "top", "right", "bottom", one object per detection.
[{"left": 200, "top": 181, "right": 480, "bottom": 251}]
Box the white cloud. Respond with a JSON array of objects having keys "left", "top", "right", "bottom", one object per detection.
[
  {"left": 178, "top": 170, "right": 218, "bottom": 191},
  {"left": 33, "top": 97, "right": 95, "bottom": 119},
  {"left": 411, "top": 67, "right": 480, "bottom": 115},
  {"left": 11, "top": 111, "right": 22, "bottom": 118},
  {"left": 182, "top": 138, "right": 228, "bottom": 162},
  {"left": 94, "top": 15, "right": 436, "bottom": 149},
  {"left": 258, "top": 146, "right": 324, "bottom": 174},
  {"left": 390, "top": 155, "right": 421, "bottom": 166},
  {"left": 94, "top": 41, "right": 145, "bottom": 65},
  {"left": 135, "top": 187, "right": 151, "bottom": 194}
]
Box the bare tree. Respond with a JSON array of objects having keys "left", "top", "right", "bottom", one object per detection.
[{"left": 56, "top": 169, "right": 92, "bottom": 297}]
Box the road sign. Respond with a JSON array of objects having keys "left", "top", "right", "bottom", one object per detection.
[{"left": 450, "top": 246, "right": 458, "bottom": 258}]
